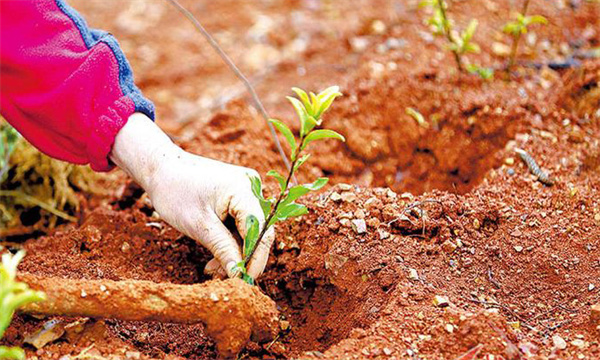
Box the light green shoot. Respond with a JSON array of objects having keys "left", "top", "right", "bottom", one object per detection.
[
  {"left": 419, "top": 0, "right": 481, "bottom": 73},
  {"left": 235, "top": 86, "right": 346, "bottom": 284},
  {"left": 0, "top": 250, "right": 46, "bottom": 359},
  {"left": 503, "top": 0, "right": 547, "bottom": 70},
  {"left": 405, "top": 107, "right": 429, "bottom": 129},
  {"left": 466, "top": 64, "right": 495, "bottom": 80}
]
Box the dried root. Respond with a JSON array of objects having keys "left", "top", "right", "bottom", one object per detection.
[{"left": 18, "top": 274, "right": 279, "bottom": 358}]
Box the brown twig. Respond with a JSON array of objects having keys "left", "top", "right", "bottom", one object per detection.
[
  {"left": 19, "top": 274, "right": 279, "bottom": 358},
  {"left": 163, "top": 0, "right": 292, "bottom": 175}
]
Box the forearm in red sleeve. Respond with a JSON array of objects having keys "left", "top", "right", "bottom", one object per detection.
[{"left": 0, "top": 0, "right": 155, "bottom": 171}]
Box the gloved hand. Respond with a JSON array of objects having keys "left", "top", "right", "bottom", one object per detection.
[{"left": 110, "top": 113, "right": 275, "bottom": 279}]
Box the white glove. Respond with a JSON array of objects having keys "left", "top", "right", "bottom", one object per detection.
[{"left": 110, "top": 113, "right": 275, "bottom": 279}]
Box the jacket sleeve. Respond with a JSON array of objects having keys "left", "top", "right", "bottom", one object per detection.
[{"left": 0, "top": 0, "right": 155, "bottom": 172}]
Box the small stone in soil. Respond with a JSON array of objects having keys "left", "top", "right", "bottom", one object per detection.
[
  {"left": 351, "top": 219, "right": 367, "bottom": 234},
  {"left": 433, "top": 295, "right": 450, "bottom": 307},
  {"left": 342, "top": 192, "right": 357, "bottom": 202},
  {"left": 330, "top": 192, "right": 342, "bottom": 202},
  {"left": 552, "top": 335, "right": 567, "bottom": 350},
  {"left": 514, "top": 246, "right": 523, "bottom": 253},
  {"left": 408, "top": 268, "right": 419, "bottom": 280}
]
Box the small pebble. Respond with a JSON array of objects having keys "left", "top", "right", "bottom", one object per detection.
[
  {"left": 552, "top": 334, "right": 567, "bottom": 350},
  {"left": 433, "top": 295, "right": 450, "bottom": 307},
  {"left": 408, "top": 268, "right": 419, "bottom": 280},
  {"left": 351, "top": 219, "right": 367, "bottom": 234}
]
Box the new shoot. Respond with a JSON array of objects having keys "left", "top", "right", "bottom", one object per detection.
[
  {"left": 503, "top": 0, "right": 547, "bottom": 70},
  {"left": 234, "top": 86, "right": 346, "bottom": 284},
  {"left": 419, "top": 0, "right": 481, "bottom": 73},
  {"left": 0, "top": 250, "right": 46, "bottom": 359}
]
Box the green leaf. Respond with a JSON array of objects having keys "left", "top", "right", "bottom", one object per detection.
[
  {"left": 525, "top": 15, "right": 547, "bottom": 26},
  {"left": 272, "top": 203, "right": 308, "bottom": 224},
  {"left": 248, "top": 175, "right": 263, "bottom": 200},
  {"left": 0, "top": 346, "right": 26, "bottom": 360},
  {"left": 302, "top": 115, "right": 320, "bottom": 138},
  {"left": 267, "top": 170, "right": 287, "bottom": 192},
  {"left": 503, "top": 21, "right": 521, "bottom": 35},
  {"left": 316, "top": 86, "right": 340, "bottom": 102},
  {"left": 293, "top": 154, "right": 311, "bottom": 172},
  {"left": 291, "top": 87, "right": 312, "bottom": 112},
  {"left": 466, "top": 64, "right": 494, "bottom": 80},
  {"left": 464, "top": 42, "right": 480, "bottom": 54},
  {"left": 243, "top": 215, "right": 260, "bottom": 259},
  {"left": 248, "top": 175, "right": 271, "bottom": 217},
  {"left": 287, "top": 96, "right": 310, "bottom": 137},
  {"left": 302, "top": 129, "right": 346, "bottom": 150},
  {"left": 418, "top": 0, "right": 436, "bottom": 8},
  {"left": 269, "top": 118, "right": 297, "bottom": 152},
  {"left": 281, "top": 178, "right": 328, "bottom": 206},
  {"left": 405, "top": 107, "right": 429, "bottom": 129},
  {"left": 463, "top": 19, "right": 478, "bottom": 42},
  {"left": 309, "top": 92, "right": 319, "bottom": 116},
  {"left": 315, "top": 90, "right": 342, "bottom": 119}
]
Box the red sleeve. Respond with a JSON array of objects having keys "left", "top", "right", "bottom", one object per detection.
[{"left": 0, "top": 0, "right": 155, "bottom": 171}]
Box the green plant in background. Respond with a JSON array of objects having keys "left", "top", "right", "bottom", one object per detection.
[
  {"left": 466, "top": 64, "right": 495, "bottom": 80},
  {"left": 503, "top": 0, "right": 547, "bottom": 70},
  {"left": 0, "top": 123, "right": 20, "bottom": 184},
  {"left": 419, "top": 0, "right": 481, "bottom": 73},
  {"left": 235, "top": 86, "right": 346, "bottom": 284},
  {"left": 0, "top": 250, "right": 46, "bottom": 359}
]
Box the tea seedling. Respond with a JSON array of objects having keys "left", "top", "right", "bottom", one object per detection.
[
  {"left": 503, "top": 0, "right": 547, "bottom": 70},
  {"left": 0, "top": 250, "right": 46, "bottom": 359},
  {"left": 419, "top": 0, "right": 481, "bottom": 73},
  {"left": 235, "top": 86, "right": 346, "bottom": 284}
]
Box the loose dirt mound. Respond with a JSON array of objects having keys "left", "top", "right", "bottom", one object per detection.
[{"left": 3, "top": 0, "right": 600, "bottom": 359}]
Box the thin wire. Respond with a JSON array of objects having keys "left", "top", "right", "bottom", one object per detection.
[{"left": 164, "top": 0, "right": 292, "bottom": 173}]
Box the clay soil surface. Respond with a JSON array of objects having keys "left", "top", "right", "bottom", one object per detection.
[{"left": 3, "top": 0, "right": 600, "bottom": 359}]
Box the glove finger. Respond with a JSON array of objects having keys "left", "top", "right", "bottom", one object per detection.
[
  {"left": 197, "top": 213, "right": 243, "bottom": 278},
  {"left": 229, "top": 191, "right": 267, "bottom": 250},
  {"left": 246, "top": 225, "right": 276, "bottom": 279},
  {"left": 204, "top": 258, "right": 227, "bottom": 279}
]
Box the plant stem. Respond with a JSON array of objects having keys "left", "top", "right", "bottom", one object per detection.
[
  {"left": 163, "top": 0, "right": 293, "bottom": 177},
  {"left": 437, "top": 0, "right": 464, "bottom": 73},
  {"left": 243, "top": 136, "right": 306, "bottom": 267},
  {"left": 508, "top": 0, "right": 531, "bottom": 71}
]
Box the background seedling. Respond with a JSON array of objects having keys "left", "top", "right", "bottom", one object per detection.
[
  {"left": 0, "top": 250, "right": 46, "bottom": 359},
  {"left": 419, "top": 0, "right": 481, "bottom": 73},
  {"left": 235, "top": 86, "right": 346, "bottom": 284},
  {"left": 503, "top": 0, "right": 547, "bottom": 70}
]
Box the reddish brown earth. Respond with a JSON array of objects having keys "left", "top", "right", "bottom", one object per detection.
[{"left": 2, "top": 0, "right": 600, "bottom": 359}]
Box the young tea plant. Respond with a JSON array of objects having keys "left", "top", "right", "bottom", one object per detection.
[
  {"left": 503, "top": 0, "right": 547, "bottom": 70},
  {"left": 0, "top": 250, "right": 46, "bottom": 359},
  {"left": 419, "top": 0, "right": 481, "bottom": 73},
  {"left": 235, "top": 86, "right": 346, "bottom": 284}
]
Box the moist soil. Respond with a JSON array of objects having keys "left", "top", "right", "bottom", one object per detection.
[{"left": 2, "top": 0, "right": 600, "bottom": 359}]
